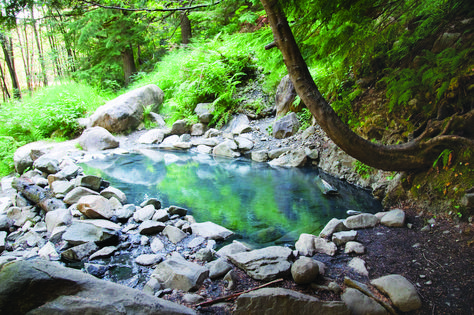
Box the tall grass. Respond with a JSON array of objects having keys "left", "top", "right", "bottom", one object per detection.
[{"left": 0, "top": 81, "right": 107, "bottom": 176}]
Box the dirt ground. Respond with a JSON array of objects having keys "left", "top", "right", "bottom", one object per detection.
[{"left": 160, "top": 205, "right": 474, "bottom": 314}]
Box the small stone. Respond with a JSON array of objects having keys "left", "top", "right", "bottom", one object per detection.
[{"left": 291, "top": 257, "right": 319, "bottom": 284}]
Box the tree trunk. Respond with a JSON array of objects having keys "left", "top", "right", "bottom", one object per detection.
[
  {"left": 180, "top": 11, "right": 192, "bottom": 45},
  {"left": 30, "top": 7, "right": 48, "bottom": 87},
  {"left": 0, "top": 33, "right": 21, "bottom": 99},
  {"left": 16, "top": 24, "right": 32, "bottom": 93},
  {"left": 122, "top": 45, "right": 137, "bottom": 86},
  {"left": 260, "top": 0, "right": 473, "bottom": 171},
  {"left": 0, "top": 62, "right": 11, "bottom": 101}
]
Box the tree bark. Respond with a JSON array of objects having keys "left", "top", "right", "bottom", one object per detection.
[
  {"left": 0, "top": 33, "right": 21, "bottom": 99},
  {"left": 122, "top": 45, "right": 137, "bottom": 86},
  {"left": 0, "top": 62, "right": 11, "bottom": 101},
  {"left": 180, "top": 11, "right": 192, "bottom": 44},
  {"left": 30, "top": 7, "right": 48, "bottom": 87},
  {"left": 260, "top": 0, "right": 473, "bottom": 171}
]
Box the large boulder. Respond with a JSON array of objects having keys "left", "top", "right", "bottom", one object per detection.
[
  {"left": 89, "top": 84, "right": 164, "bottom": 133},
  {"left": 275, "top": 74, "right": 298, "bottom": 119},
  {"left": 370, "top": 274, "right": 422, "bottom": 312},
  {"left": 269, "top": 148, "right": 307, "bottom": 168},
  {"left": 272, "top": 112, "right": 300, "bottom": 139},
  {"left": 191, "top": 221, "right": 234, "bottom": 240},
  {"left": 77, "top": 195, "right": 114, "bottom": 219},
  {"left": 341, "top": 288, "right": 388, "bottom": 315},
  {"left": 0, "top": 259, "right": 195, "bottom": 314},
  {"left": 234, "top": 287, "right": 349, "bottom": 315},
  {"left": 62, "top": 221, "right": 117, "bottom": 245},
  {"left": 228, "top": 246, "right": 292, "bottom": 281}
]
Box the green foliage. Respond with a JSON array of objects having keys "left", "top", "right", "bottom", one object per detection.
[
  {"left": 296, "top": 106, "right": 312, "bottom": 130},
  {"left": 0, "top": 81, "right": 106, "bottom": 176},
  {"left": 433, "top": 149, "right": 453, "bottom": 169}
]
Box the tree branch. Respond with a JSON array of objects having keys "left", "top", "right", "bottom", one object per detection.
[{"left": 77, "top": 0, "right": 222, "bottom": 13}]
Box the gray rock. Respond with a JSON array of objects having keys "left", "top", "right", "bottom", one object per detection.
[
  {"left": 228, "top": 246, "right": 292, "bottom": 281},
  {"left": 138, "top": 220, "right": 166, "bottom": 235},
  {"left": 235, "top": 136, "right": 254, "bottom": 151},
  {"left": 138, "top": 129, "right": 166, "bottom": 144},
  {"left": 212, "top": 140, "right": 240, "bottom": 158},
  {"left": 0, "top": 214, "right": 13, "bottom": 231},
  {"left": 89, "top": 84, "right": 164, "bottom": 133},
  {"left": 0, "top": 231, "right": 7, "bottom": 252},
  {"left": 344, "top": 241, "right": 365, "bottom": 254},
  {"left": 116, "top": 204, "right": 136, "bottom": 220},
  {"left": 341, "top": 288, "right": 388, "bottom": 315},
  {"left": 227, "top": 114, "right": 251, "bottom": 135},
  {"left": 74, "top": 175, "right": 103, "bottom": 191},
  {"left": 195, "top": 103, "right": 214, "bottom": 124},
  {"left": 62, "top": 221, "right": 117, "bottom": 245},
  {"left": 291, "top": 257, "right": 320, "bottom": 284},
  {"left": 38, "top": 242, "right": 60, "bottom": 261},
  {"left": 63, "top": 186, "right": 99, "bottom": 205},
  {"left": 90, "top": 246, "right": 117, "bottom": 260},
  {"left": 159, "top": 135, "right": 180, "bottom": 149},
  {"left": 314, "top": 237, "right": 337, "bottom": 256},
  {"left": 295, "top": 233, "right": 316, "bottom": 256},
  {"left": 319, "top": 218, "right": 347, "bottom": 239},
  {"left": 305, "top": 147, "right": 319, "bottom": 160},
  {"left": 251, "top": 150, "right": 269, "bottom": 162},
  {"left": 235, "top": 287, "right": 349, "bottom": 315},
  {"left": 204, "top": 128, "right": 221, "bottom": 138},
  {"left": 195, "top": 145, "right": 212, "bottom": 154},
  {"left": 45, "top": 209, "right": 72, "bottom": 233},
  {"left": 302, "top": 125, "right": 316, "bottom": 140},
  {"left": 151, "top": 237, "right": 165, "bottom": 253},
  {"left": 275, "top": 74, "right": 297, "bottom": 119},
  {"left": 153, "top": 209, "right": 170, "bottom": 222},
  {"left": 135, "top": 254, "right": 164, "bottom": 266},
  {"left": 348, "top": 257, "right": 369, "bottom": 277},
  {"left": 191, "top": 123, "right": 206, "bottom": 136},
  {"left": 371, "top": 274, "right": 422, "bottom": 312},
  {"left": 216, "top": 240, "right": 250, "bottom": 258},
  {"left": 100, "top": 186, "right": 127, "bottom": 204},
  {"left": 141, "top": 198, "right": 162, "bottom": 209},
  {"left": 182, "top": 293, "right": 205, "bottom": 304},
  {"left": 380, "top": 209, "right": 405, "bottom": 227},
  {"left": 162, "top": 225, "right": 187, "bottom": 244},
  {"left": 344, "top": 213, "right": 380, "bottom": 229},
  {"left": 84, "top": 263, "right": 109, "bottom": 278},
  {"left": 273, "top": 112, "right": 300, "bottom": 139},
  {"left": 191, "top": 221, "right": 234, "bottom": 240},
  {"left": 78, "top": 127, "right": 120, "bottom": 151},
  {"left": 14, "top": 230, "right": 45, "bottom": 249},
  {"left": 33, "top": 154, "right": 60, "bottom": 174},
  {"left": 269, "top": 148, "right": 307, "bottom": 167},
  {"left": 207, "top": 258, "right": 233, "bottom": 279},
  {"left": 268, "top": 147, "right": 290, "bottom": 159},
  {"left": 332, "top": 230, "right": 357, "bottom": 246},
  {"left": 77, "top": 195, "right": 114, "bottom": 219},
  {"left": 61, "top": 241, "right": 99, "bottom": 261},
  {"left": 152, "top": 253, "right": 209, "bottom": 292},
  {"left": 170, "top": 119, "right": 190, "bottom": 135},
  {"left": 51, "top": 180, "right": 74, "bottom": 196},
  {"left": 168, "top": 205, "right": 188, "bottom": 216},
  {"left": 0, "top": 259, "right": 195, "bottom": 314},
  {"left": 195, "top": 247, "right": 214, "bottom": 262},
  {"left": 134, "top": 205, "right": 156, "bottom": 222}
]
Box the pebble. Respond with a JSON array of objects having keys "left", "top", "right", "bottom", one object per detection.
[{"left": 425, "top": 280, "right": 432, "bottom": 285}]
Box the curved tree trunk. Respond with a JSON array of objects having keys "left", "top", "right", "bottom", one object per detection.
[
  {"left": 260, "top": 0, "right": 473, "bottom": 171},
  {"left": 0, "top": 33, "right": 21, "bottom": 99}
]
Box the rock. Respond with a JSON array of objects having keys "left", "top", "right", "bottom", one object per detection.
[
  {"left": 344, "top": 213, "right": 380, "bottom": 229},
  {"left": 195, "top": 145, "right": 212, "bottom": 154},
  {"left": 268, "top": 147, "right": 290, "bottom": 159},
  {"left": 191, "top": 221, "right": 234, "bottom": 240},
  {"left": 187, "top": 236, "right": 205, "bottom": 249},
  {"left": 159, "top": 135, "right": 180, "bottom": 149},
  {"left": 63, "top": 186, "right": 99, "bottom": 204},
  {"left": 38, "top": 242, "right": 60, "bottom": 261},
  {"left": 291, "top": 257, "right": 320, "bottom": 284},
  {"left": 182, "top": 293, "right": 205, "bottom": 304},
  {"left": 195, "top": 247, "right": 214, "bottom": 262},
  {"left": 332, "top": 230, "right": 357, "bottom": 246},
  {"left": 168, "top": 205, "right": 188, "bottom": 216},
  {"left": 213, "top": 140, "right": 240, "bottom": 158},
  {"left": 371, "top": 274, "right": 422, "bottom": 312},
  {"left": 341, "top": 288, "right": 388, "bottom": 315},
  {"left": 51, "top": 180, "right": 74, "bottom": 196},
  {"left": 228, "top": 246, "right": 292, "bottom": 281},
  {"left": 100, "top": 186, "right": 127, "bottom": 204},
  {"left": 305, "top": 147, "right": 319, "bottom": 160},
  {"left": 273, "top": 112, "right": 300, "bottom": 139},
  {"left": 302, "top": 126, "right": 316, "bottom": 140},
  {"left": 207, "top": 258, "right": 233, "bottom": 279},
  {"left": 0, "top": 259, "right": 195, "bottom": 314},
  {"left": 33, "top": 154, "right": 60, "bottom": 174},
  {"left": 76, "top": 195, "right": 114, "bottom": 219},
  {"left": 344, "top": 241, "right": 365, "bottom": 254},
  {"left": 216, "top": 240, "right": 250, "bottom": 258},
  {"left": 45, "top": 209, "right": 72, "bottom": 233},
  {"left": 141, "top": 198, "right": 162, "bottom": 209},
  {"left": 295, "top": 233, "right": 317, "bottom": 256},
  {"left": 14, "top": 230, "right": 45, "bottom": 249},
  {"left": 195, "top": 103, "right": 214, "bottom": 124},
  {"left": 78, "top": 127, "right": 120, "bottom": 151},
  {"left": 138, "top": 220, "right": 166, "bottom": 235},
  {"left": 135, "top": 254, "right": 164, "bottom": 266},
  {"left": 162, "top": 225, "right": 187, "bottom": 244},
  {"left": 275, "top": 74, "right": 297, "bottom": 119},
  {"left": 62, "top": 221, "right": 117, "bottom": 245},
  {"left": 170, "top": 119, "right": 190, "bottom": 135},
  {"left": 380, "top": 209, "right": 405, "bottom": 227},
  {"left": 90, "top": 246, "right": 117, "bottom": 260},
  {"left": 269, "top": 148, "right": 307, "bottom": 167},
  {"left": 74, "top": 175, "right": 103, "bottom": 191},
  {"left": 191, "top": 123, "right": 206, "bottom": 136},
  {"left": 61, "top": 241, "right": 99, "bottom": 261},
  {"left": 152, "top": 253, "right": 209, "bottom": 292},
  {"left": 234, "top": 287, "right": 349, "bottom": 315},
  {"left": 151, "top": 237, "right": 165, "bottom": 253},
  {"left": 348, "top": 257, "right": 369, "bottom": 277},
  {"left": 319, "top": 218, "right": 347, "bottom": 239},
  {"left": 0, "top": 231, "right": 7, "bottom": 252},
  {"left": 314, "top": 237, "right": 337, "bottom": 256},
  {"left": 84, "top": 263, "right": 109, "bottom": 278},
  {"left": 251, "top": 150, "right": 269, "bottom": 162},
  {"left": 153, "top": 209, "right": 170, "bottom": 222},
  {"left": 227, "top": 114, "right": 251, "bottom": 135},
  {"left": 204, "top": 128, "right": 221, "bottom": 138},
  {"left": 116, "top": 204, "right": 136, "bottom": 221},
  {"left": 89, "top": 84, "right": 164, "bottom": 133},
  {"left": 134, "top": 205, "right": 156, "bottom": 222},
  {"left": 235, "top": 136, "right": 254, "bottom": 151},
  {"left": 138, "top": 129, "right": 166, "bottom": 144}
]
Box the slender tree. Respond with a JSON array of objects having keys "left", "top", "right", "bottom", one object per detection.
[{"left": 0, "top": 32, "right": 21, "bottom": 99}]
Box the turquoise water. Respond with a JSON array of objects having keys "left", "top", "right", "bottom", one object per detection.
[{"left": 81, "top": 149, "right": 382, "bottom": 247}]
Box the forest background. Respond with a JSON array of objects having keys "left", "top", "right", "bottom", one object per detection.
[{"left": 1, "top": 0, "right": 473, "bottom": 218}]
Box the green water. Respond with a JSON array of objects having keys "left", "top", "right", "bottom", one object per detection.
[{"left": 81, "top": 149, "right": 381, "bottom": 247}]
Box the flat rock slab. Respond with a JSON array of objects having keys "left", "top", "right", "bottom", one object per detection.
[
  {"left": 234, "top": 287, "right": 349, "bottom": 315},
  {"left": 191, "top": 221, "right": 234, "bottom": 240},
  {"left": 371, "top": 274, "right": 422, "bottom": 312},
  {"left": 228, "top": 246, "right": 292, "bottom": 281},
  {"left": 380, "top": 209, "right": 406, "bottom": 227},
  {"left": 0, "top": 259, "right": 195, "bottom": 314},
  {"left": 344, "top": 213, "right": 380, "bottom": 229}
]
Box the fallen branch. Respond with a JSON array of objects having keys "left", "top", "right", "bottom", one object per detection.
[
  {"left": 195, "top": 278, "right": 284, "bottom": 308},
  {"left": 344, "top": 277, "right": 397, "bottom": 315}
]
